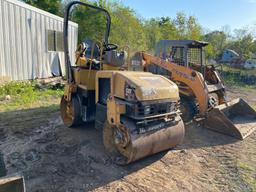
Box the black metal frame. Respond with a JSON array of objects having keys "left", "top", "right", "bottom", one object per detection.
[
  {"left": 63, "top": 1, "right": 111, "bottom": 83},
  {"left": 155, "top": 40, "right": 208, "bottom": 70},
  {"left": 125, "top": 101, "right": 177, "bottom": 120}
]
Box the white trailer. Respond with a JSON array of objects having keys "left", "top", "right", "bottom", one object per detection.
[{"left": 0, "top": 0, "right": 78, "bottom": 80}]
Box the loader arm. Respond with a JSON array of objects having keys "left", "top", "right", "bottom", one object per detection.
[{"left": 140, "top": 52, "right": 209, "bottom": 116}]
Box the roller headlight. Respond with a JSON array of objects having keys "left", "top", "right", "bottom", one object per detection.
[
  {"left": 125, "top": 82, "right": 136, "bottom": 100},
  {"left": 144, "top": 105, "right": 151, "bottom": 115}
]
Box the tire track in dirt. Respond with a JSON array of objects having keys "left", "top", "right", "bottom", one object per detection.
[{"left": 0, "top": 87, "right": 255, "bottom": 191}]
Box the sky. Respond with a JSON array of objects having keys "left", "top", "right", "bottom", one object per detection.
[{"left": 121, "top": 0, "right": 256, "bottom": 31}]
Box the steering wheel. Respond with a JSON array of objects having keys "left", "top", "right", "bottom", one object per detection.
[{"left": 105, "top": 43, "right": 118, "bottom": 51}]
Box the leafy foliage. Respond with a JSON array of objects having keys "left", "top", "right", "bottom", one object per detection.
[
  {"left": 22, "top": 0, "right": 62, "bottom": 16},
  {"left": 108, "top": 2, "right": 147, "bottom": 51},
  {"left": 0, "top": 82, "right": 63, "bottom": 111},
  {"left": 22, "top": 0, "right": 256, "bottom": 61},
  {"left": 203, "top": 31, "right": 227, "bottom": 59}
]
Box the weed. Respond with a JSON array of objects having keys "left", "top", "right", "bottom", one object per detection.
[
  {"left": 237, "top": 161, "right": 253, "bottom": 171},
  {"left": 219, "top": 64, "right": 256, "bottom": 89},
  {"left": 0, "top": 81, "right": 63, "bottom": 111},
  {"left": 237, "top": 161, "right": 256, "bottom": 191},
  {"left": 221, "top": 65, "right": 256, "bottom": 76}
]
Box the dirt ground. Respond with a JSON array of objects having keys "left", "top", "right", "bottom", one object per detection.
[{"left": 0, "top": 87, "right": 255, "bottom": 192}]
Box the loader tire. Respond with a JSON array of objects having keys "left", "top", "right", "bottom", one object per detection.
[
  {"left": 180, "top": 96, "right": 198, "bottom": 122},
  {"left": 60, "top": 95, "right": 82, "bottom": 128},
  {"left": 0, "top": 153, "right": 7, "bottom": 177}
]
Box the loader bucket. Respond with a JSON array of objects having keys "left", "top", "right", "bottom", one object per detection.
[
  {"left": 204, "top": 98, "right": 256, "bottom": 140},
  {"left": 0, "top": 176, "right": 25, "bottom": 192}
]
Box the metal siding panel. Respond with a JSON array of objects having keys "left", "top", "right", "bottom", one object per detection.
[
  {"left": 58, "top": 20, "right": 64, "bottom": 76},
  {"left": 4, "top": 0, "right": 78, "bottom": 28},
  {"left": 70, "top": 26, "right": 74, "bottom": 65},
  {"left": 71, "top": 26, "right": 75, "bottom": 64},
  {"left": 58, "top": 21, "right": 65, "bottom": 76},
  {"left": 70, "top": 26, "right": 78, "bottom": 65},
  {"left": 10, "top": 3, "right": 18, "bottom": 80},
  {"left": 3, "top": 1, "right": 9, "bottom": 79},
  {"left": 36, "top": 13, "right": 43, "bottom": 78},
  {"left": 47, "top": 17, "right": 54, "bottom": 77},
  {"left": 73, "top": 26, "right": 78, "bottom": 63},
  {"left": 26, "top": 8, "right": 33, "bottom": 80},
  {"left": 44, "top": 15, "right": 50, "bottom": 76},
  {"left": 7, "top": 4, "right": 18, "bottom": 80},
  {"left": 31, "top": 10, "right": 37, "bottom": 79},
  {"left": 1, "top": 0, "right": 78, "bottom": 80},
  {"left": 68, "top": 25, "right": 72, "bottom": 65},
  {"left": 14, "top": 5, "right": 23, "bottom": 80},
  {"left": 20, "top": 6, "right": 29, "bottom": 80},
  {"left": 41, "top": 14, "right": 48, "bottom": 78},
  {"left": 52, "top": 18, "right": 58, "bottom": 76},
  {"left": 0, "top": 0, "right": 5, "bottom": 77},
  {"left": 40, "top": 13, "right": 49, "bottom": 78}
]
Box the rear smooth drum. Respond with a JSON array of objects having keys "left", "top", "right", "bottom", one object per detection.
[{"left": 103, "top": 115, "right": 185, "bottom": 164}]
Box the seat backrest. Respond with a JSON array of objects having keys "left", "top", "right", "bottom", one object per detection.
[{"left": 103, "top": 50, "right": 127, "bottom": 66}]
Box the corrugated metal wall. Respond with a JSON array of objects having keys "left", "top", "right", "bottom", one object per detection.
[{"left": 0, "top": 0, "right": 78, "bottom": 80}]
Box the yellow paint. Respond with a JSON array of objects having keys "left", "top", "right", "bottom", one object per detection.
[
  {"left": 96, "top": 70, "right": 179, "bottom": 102},
  {"left": 141, "top": 52, "right": 209, "bottom": 115},
  {"left": 73, "top": 69, "right": 97, "bottom": 90},
  {"left": 107, "top": 95, "right": 125, "bottom": 125}
]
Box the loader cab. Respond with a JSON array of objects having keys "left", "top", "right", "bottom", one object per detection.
[
  {"left": 155, "top": 40, "right": 208, "bottom": 71},
  {"left": 155, "top": 40, "right": 224, "bottom": 85}
]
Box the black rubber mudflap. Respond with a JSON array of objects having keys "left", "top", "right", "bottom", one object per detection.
[
  {"left": 95, "top": 103, "right": 107, "bottom": 130},
  {"left": 0, "top": 153, "right": 6, "bottom": 177}
]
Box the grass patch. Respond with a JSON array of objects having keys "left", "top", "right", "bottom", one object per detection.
[
  {"left": 223, "top": 78, "right": 256, "bottom": 90},
  {"left": 0, "top": 81, "right": 63, "bottom": 111},
  {"left": 237, "top": 161, "right": 256, "bottom": 191},
  {"left": 219, "top": 64, "right": 256, "bottom": 90},
  {"left": 220, "top": 72, "right": 256, "bottom": 90},
  {"left": 221, "top": 65, "right": 256, "bottom": 76},
  {"left": 237, "top": 161, "right": 253, "bottom": 171}
]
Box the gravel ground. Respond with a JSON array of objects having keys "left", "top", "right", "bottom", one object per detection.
[{"left": 0, "top": 87, "right": 255, "bottom": 192}]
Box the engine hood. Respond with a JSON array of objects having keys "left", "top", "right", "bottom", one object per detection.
[{"left": 113, "top": 71, "right": 179, "bottom": 101}]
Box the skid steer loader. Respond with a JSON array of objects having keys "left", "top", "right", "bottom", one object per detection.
[
  {"left": 60, "top": 2, "right": 184, "bottom": 164},
  {"left": 132, "top": 40, "right": 256, "bottom": 140}
]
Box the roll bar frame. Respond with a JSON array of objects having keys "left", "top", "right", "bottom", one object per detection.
[{"left": 63, "top": 1, "right": 111, "bottom": 83}]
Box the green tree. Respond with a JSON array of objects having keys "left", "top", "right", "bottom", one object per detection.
[
  {"left": 158, "top": 17, "right": 178, "bottom": 40},
  {"left": 24, "top": 0, "right": 255, "bottom": 59},
  {"left": 228, "top": 33, "right": 254, "bottom": 59},
  {"left": 174, "top": 12, "right": 187, "bottom": 39},
  {"left": 70, "top": 0, "right": 107, "bottom": 43},
  {"left": 203, "top": 31, "right": 227, "bottom": 59},
  {"left": 144, "top": 19, "right": 163, "bottom": 51},
  {"left": 187, "top": 16, "right": 202, "bottom": 40},
  {"left": 23, "top": 0, "right": 62, "bottom": 16},
  {"left": 107, "top": 2, "right": 147, "bottom": 51}
]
